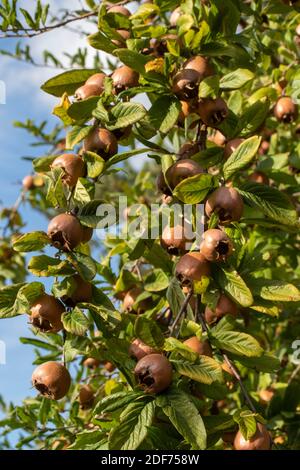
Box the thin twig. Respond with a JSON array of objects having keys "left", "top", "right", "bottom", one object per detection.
[
  {"left": 288, "top": 363, "right": 300, "bottom": 385},
  {"left": 169, "top": 290, "right": 193, "bottom": 337}
]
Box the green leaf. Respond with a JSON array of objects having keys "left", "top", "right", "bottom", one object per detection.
[
  {"left": 28, "top": 255, "right": 74, "bottom": 277},
  {"left": 148, "top": 96, "right": 181, "bottom": 134},
  {"left": 0, "top": 282, "right": 44, "bottom": 318},
  {"left": 67, "top": 252, "right": 97, "bottom": 281},
  {"left": 67, "top": 97, "right": 100, "bottom": 121},
  {"left": 199, "top": 76, "right": 220, "bottom": 99},
  {"left": 115, "top": 49, "right": 150, "bottom": 74},
  {"left": 0, "top": 283, "right": 25, "bottom": 318},
  {"left": 13, "top": 231, "right": 49, "bottom": 252},
  {"left": 258, "top": 280, "right": 300, "bottom": 302},
  {"left": 66, "top": 125, "right": 92, "bottom": 150},
  {"left": 239, "top": 100, "right": 269, "bottom": 137},
  {"left": 105, "top": 147, "right": 149, "bottom": 167},
  {"left": 223, "top": 136, "right": 261, "bottom": 180},
  {"left": 93, "top": 391, "right": 143, "bottom": 415},
  {"left": 166, "top": 278, "right": 193, "bottom": 319},
  {"left": 220, "top": 69, "right": 254, "bottom": 90},
  {"left": 106, "top": 102, "right": 147, "bottom": 130},
  {"left": 32, "top": 155, "right": 57, "bottom": 172},
  {"left": 87, "top": 31, "right": 117, "bottom": 54},
  {"left": 62, "top": 307, "right": 90, "bottom": 336},
  {"left": 238, "top": 183, "right": 299, "bottom": 227},
  {"left": 73, "top": 178, "right": 91, "bottom": 204},
  {"left": 41, "top": 70, "right": 97, "bottom": 97},
  {"left": 83, "top": 151, "right": 105, "bottom": 178},
  {"left": 164, "top": 337, "right": 199, "bottom": 362},
  {"left": 174, "top": 357, "right": 223, "bottom": 384},
  {"left": 122, "top": 401, "right": 156, "bottom": 450},
  {"left": 214, "top": 266, "right": 253, "bottom": 308},
  {"left": 173, "top": 173, "right": 217, "bottom": 204},
  {"left": 212, "top": 330, "right": 263, "bottom": 357},
  {"left": 231, "top": 353, "right": 280, "bottom": 373},
  {"left": 144, "top": 268, "right": 169, "bottom": 292},
  {"left": 158, "top": 389, "right": 207, "bottom": 450},
  {"left": 134, "top": 316, "right": 165, "bottom": 349},
  {"left": 68, "top": 430, "right": 105, "bottom": 450},
  {"left": 20, "top": 337, "right": 58, "bottom": 352}
]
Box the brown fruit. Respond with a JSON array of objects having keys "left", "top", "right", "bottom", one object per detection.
[
  {"left": 74, "top": 84, "right": 104, "bottom": 101},
  {"left": 183, "top": 337, "right": 212, "bottom": 357},
  {"left": 83, "top": 357, "right": 100, "bottom": 369},
  {"left": 259, "top": 388, "right": 274, "bottom": 404},
  {"left": 221, "top": 361, "right": 236, "bottom": 378},
  {"left": 22, "top": 175, "right": 35, "bottom": 191},
  {"left": 30, "top": 294, "right": 64, "bottom": 333},
  {"left": 51, "top": 154, "right": 86, "bottom": 187},
  {"left": 175, "top": 252, "right": 211, "bottom": 287},
  {"left": 223, "top": 138, "right": 245, "bottom": 159},
  {"left": 296, "top": 24, "right": 300, "bottom": 36},
  {"left": 83, "top": 128, "right": 118, "bottom": 159},
  {"left": 47, "top": 213, "right": 84, "bottom": 251},
  {"left": 165, "top": 159, "right": 204, "bottom": 190},
  {"left": 248, "top": 171, "right": 269, "bottom": 185},
  {"left": 32, "top": 361, "right": 71, "bottom": 400},
  {"left": 150, "top": 34, "right": 180, "bottom": 57},
  {"left": 274, "top": 96, "right": 298, "bottom": 123},
  {"left": 81, "top": 225, "right": 93, "bottom": 243},
  {"left": 161, "top": 223, "right": 194, "bottom": 255},
  {"left": 205, "top": 294, "right": 238, "bottom": 324},
  {"left": 222, "top": 431, "right": 236, "bottom": 444},
  {"left": 197, "top": 98, "right": 228, "bottom": 127},
  {"left": 107, "top": 5, "right": 131, "bottom": 16},
  {"left": 178, "top": 100, "right": 193, "bottom": 125},
  {"left": 200, "top": 229, "right": 233, "bottom": 262},
  {"left": 79, "top": 384, "right": 94, "bottom": 409},
  {"left": 112, "top": 29, "right": 131, "bottom": 47},
  {"left": 112, "top": 125, "right": 132, "bottom": 141},
  {"left": 177, "top": 142, "right": 201, "bottom": 160},
  {"left": 233, "top": 423, "right": 271, "bottom": 450},
  {"left": 129, "top": 339, "right": 158, "bottom": 361},
  {"left": 62, "top": 274, "right": 93, "bottom": 306},
  {"left": 104, "top": 361, "right": 115, "bottom": 373},
  {"left": 208, "top": 130, "right": 226, "bottom": 147},
  {"left": 258, "top": 140, "right": 270, "bottom": 155},
  {"left": 123, "top": 287, "right": 151, "bottom": 314},
  {"left": 170, "top": 7, "right": 182, "bottom": 26},
  {"left": 111, "top": 65, "right": 139, "bottom": 93},
  {"left": 205, "top": 187, "right": 244, "bottom": 224},
  {"left": 183, "top": 56, "right": 214, "bottom": 79},
  {"left": 172, "top": 69, "right": 201, "bottom": 100},
  {"left": 134, "top": 354, "right": 172, "bottom": 394},
  {"left": 85, "top": 72, "right": 106, "bottom": 88},
  {"left": 156, "top": 171, "right": 171, "bottom": 195}
]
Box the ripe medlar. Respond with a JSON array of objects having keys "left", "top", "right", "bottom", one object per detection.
[
  {"left": 47, "top": 213, "right": 85, "bottom": 251},
  {"left": 233, "top": 423, "right": 271, "bottom": 450},
  {"left": 32, "top": 361, "right": 71, "bottom": 400},
  {"left": 51, "top": 154, "right": 86, "bottom": 187},
  {"left": 208, "top": 130, "right": 226, "bottom": 147},
  {"left": 172, "top": 69, "right": 201, "bottom": 100},
  {"left": 183, "top": 56, "right": 214, "bottom": 80},
  {"left": 177, "top": 142, "right": 201, "bottom": 160},
  {"left": 79, "top": 384, "right": 94, "bottom": 409},
  {"left": 200, "top": 229, "right": 233, "bottom": 262},
  {"left": 62, "top": 274, "right": 93, "bottom": 307},
  {"left": 175, "top": 252, "right": 211, "bottom": 287},
  {"left": 107, "top": 5, "right": 131, "bottom": 16},
  {"left": 134, "top": 354, "right": 173, "bottom": 394},
  {"left": 129, "top": 338, "right": 158, "bottom": 361},
  {"left": 197, "top": 98, "right": 228, "bottom": 127},
  {"left": 223, "top": 138, "right": 244, "bottom": 159},
  {"left": 183, "top": 336, "right": 212, "bottom": 357},
  {"left": 74, "top": 84, "right": 104, "bottom": 101},
  {"left": 85, "top": 72, "right": 106, "bottom": 88},
  {"left": 274, "top": 96, "right": 298, "bottom": 123},
  {"left": 22, "top": 175, "right": 35, "bottom": 191},
  {"left": 112, "top": 29, "right": 131, "bottom": 48},
  {"left": 123, "top": 287, "right": 151, "bottom": 314},
  {"left": 111, "top": 65, "right": 139, "bottom": 93},
  {"left": 165, "top": 159, "right": 204, "bottom": 191},
  {"left": 83, "top": 357, "right": 100, "bottom": 369},
  {"left": 30, "top": 293, "right": 64, "bottom": 333},
  {"left": 204, "top": 293, "right": 238, "bottom": 324},
  {"left": 83, "top": 128, "right": 118, "bottom": 159},
  {"left": 104, "top": 361, "right": 115, "bottom": 373},
  {"left": 205, "top": 187, "right": 244, "bottom": 224},
  {"left": 178, "top": 100, "right": 193, "bottom": 125},
  {"left": 259, "top": 388, "right": 274, "bottom": 404},
  {"left": 156, "top": 171, "right": 171, "bottom": 196},
  {"left": 248, "top": 171, "right": 269, "bottom": 185},
  {"left": 161, "top": 223, "right": 194, "bottom": 255}
]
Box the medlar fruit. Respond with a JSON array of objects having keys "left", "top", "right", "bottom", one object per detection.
[
  {"left": 223, "top": 138, "right": 244, "bottom": 159},
  {"left": 123, "top": 287, "right": 151, "bottom": 314},
  {"left": 104, "top": 361, "right": 115, "bottom": 373},
  {"left": 183, "top": 336, "right": 212, "bottom": 357},
  {"left": 22, "top": 175, "right": 35, "bottom": 191},
  {"left": 183, "top": 56, "right": 214, "bottom": 80},
  {"left": 165, "top": 159, "right": 204, "bottom": 191},
  {"left": 177, "top": 142, "right": 201, "bottom": 160},
  {"left": 51, "top": 154, "right": 86, "bottom": 187},
  {"left": 197, "top": 98, "right": 229, "bottom": 127},
  {"left": 208, "top": 130, "right": 226, "bottom": 147},
  {"left": 62, "top": 274, "right": 93, "bottom": 307},
  {"left": 259, "top": 388, "right": 274, "bottom": 404},
  {"left": 274, "top": 96, "right": 298, "bottom": 123},
  {"left": 83, "top": 357, "right": 100, "bottom": 369},
  {"left": 85, "top": 72, "right": 106, "bottom": 88},
  {"left": 248, "top": 171, "right": 269, "bottom": 185},
  {"left": 112, "top": 29, "right": 131, "bottom": 48},
  {"left": 172, "top": 69, "right": 201, "bottom": 100},
  {"left": 233, "top": 423, "right": 271, "bottom": 450},
  {"left": 200, "top": 229, "right": 233, "bottom": 262},
  {"left": 83, "top": 128, "right": 118, "bottom": 159},
  {"left": 156, "top": 171, "right": 171, "bottom": 195},
  {"left": 175, "top": 252, "right": 211, "bottom": 287},
  {"left": 134, "top": 354, "right": 173, "bottom": 394},
  {"left": 205, "top": 187, "right": 244, "bottom": 224},
  {"left": 111, "top": 65, "right": 139, "bottom": 93},
  {"left": 160, "top": 223, "right": 194, "bottom": 255},
  {"left": 107, "top": 5, "right": 131, "bottom": 16},
  {"left": 170, "top": 7, "right": 182, "bottom": 26},
  {"left": 30, "top": 293, "right": 64, "bottom": 333},
  {"left": 74, "top": 84, "right": 104, "bottom": 101},
  {"left": 47, "top": 213, "right": 85, "bottom": 251},
  {"left": 79, "top": 384, "right": 94, "bottom": 409},
  {"left": 129, "top": 338, "right": 158, "bottom": 361},
  {"left": 204, "top": 293, "right": 238, "bottom": 324},
  {"left": 178, "top": 100, "right": 193, "bottom": 125},
  {"left": 32, "top": 361, "right": 71, "bottom": 400}
]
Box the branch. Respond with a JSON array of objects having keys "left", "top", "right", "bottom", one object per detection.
[
  {"left": 0, "top": 11, "right": 97, "bottom": 39},
  {"left": 288, "top": 363, "right": 300, "bottom": 385},
  {"left": 169, "top": 290, "right": 193, "bottom": 337}
]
